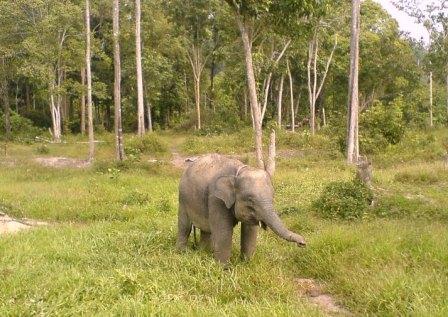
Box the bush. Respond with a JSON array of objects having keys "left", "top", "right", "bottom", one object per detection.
[
  {"left": 35, "top": 144, "right": 50, "bottom": 154},
  {"left": 359, "top": 97, "right": 406, "bottom": 154},
  {"left": 0, "top": 112, "right": 42, "bottom": 139},
  {"left": 125, "top": 134, "right": 168, "bottom": 157},
  {"left": 313, "top": 180, "right": 374, "bottom": 220}
]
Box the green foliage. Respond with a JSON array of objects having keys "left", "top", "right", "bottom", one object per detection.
[
  {"left": 313, "top": 180, "right": 374, "bottom": 220},
  {"left": 35, "top": 144, "right": 50, "bottom": 155},
  {"left": 0, "top": 112, "right": 42, "bottom": 138},
  {"left": 359, "top": 97, "right": 406, "bottom": 154},
  {"left": 125, "top": 134, "right": 168, "bottom": 157}
]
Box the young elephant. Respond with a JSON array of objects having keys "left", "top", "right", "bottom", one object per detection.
[{"left": 176, "top": 154, "right": 306, "bottom": 264}]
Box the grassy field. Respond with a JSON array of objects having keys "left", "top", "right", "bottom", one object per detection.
[{"left": 1, "top": 129, "right": 448, "bottom": 316}]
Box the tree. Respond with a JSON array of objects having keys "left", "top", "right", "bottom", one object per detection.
[
  {"left": 1, "top": 58, "right": 11, "bottom": 139},
  {"left": 135, "top": 0, "right": 145, "bottom": 136},
  {"left": 347, "top": 0, "right": 360, "bottom": 164},
  {"left": 113, "top": 0, "right": 125, "bottom": 160},
  {"left": 85, "top": 0, "right": 95, "bottom": 161}
]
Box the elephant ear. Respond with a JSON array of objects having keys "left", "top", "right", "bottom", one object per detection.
[{"left": 213, "top": 176, "right": 236, "bottom": 209}]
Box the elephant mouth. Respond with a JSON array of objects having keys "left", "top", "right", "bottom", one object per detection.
[{"left": 259, "top": 221, "right": 267, "bottom": 230}]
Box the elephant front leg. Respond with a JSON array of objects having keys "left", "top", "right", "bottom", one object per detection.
[
  {"left": 209, "top": 196, "right": 235, "bottom": 265},
  {"left": 241, "top": 223, "right": 258, "bottom": 260}
]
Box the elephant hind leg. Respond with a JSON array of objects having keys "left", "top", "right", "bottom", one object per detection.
[
  {"left": 241, "top": 223, "right": 258, "bottom": 261},
  {"left": 176, "top": 204, "right": 192, "bottom": 251},
  {"left": 199, "top": 231, "right": 211, "bottom": 251}
]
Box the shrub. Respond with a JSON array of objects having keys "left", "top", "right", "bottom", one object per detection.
[
  {"left": 125, "top": 134, "right": 168, "bottom": 156},
  {"left": 359, "top": 97, "right": 406, "bottom": 154},
  {"left": 0, "top": 112, "right": 42, "bottom": 139},
  {"left": 35, "top": 144, "right": 50, "bottom": 154},
  {"left": 313, "top": 180, "right": 374, "bottom": 220}
]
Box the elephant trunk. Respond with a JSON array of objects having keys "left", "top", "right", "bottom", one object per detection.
[{"left": 258, "top": 204, "right": 306, "bottom": 247}]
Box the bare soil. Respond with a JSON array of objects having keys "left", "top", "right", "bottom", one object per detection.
[
  {"left": 0, "top": 212, "right": 48, "bottom": 235},
  {"left": 295, "top": 278, "right": 352, "bottom": 316},
  {"left": 34, "top": 157, "right": 91, "bottom": 168}
]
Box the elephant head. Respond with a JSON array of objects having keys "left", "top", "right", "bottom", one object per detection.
[{"left": 213, "top": 167, "right": 306, "bottom": 247}]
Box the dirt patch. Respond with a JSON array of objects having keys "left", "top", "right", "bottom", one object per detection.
[
  {"left": 0, "top": 212, "right": 48, "bottom": 235},
  {"left": 295, "top": 278, "right": 351, "bottom": 316},
  {"left": 34, "top": 157, "right": 91, "bottom": 168}
]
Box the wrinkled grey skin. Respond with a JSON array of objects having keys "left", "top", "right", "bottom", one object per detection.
[{"left": 176, "top": 154, "right": 306, "bottom": 264}]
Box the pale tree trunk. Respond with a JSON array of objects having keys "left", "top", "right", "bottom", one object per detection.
[
  {"left": 49, "top": 80, "right": 62, "bottom": 143},
  {"left": 307, "top": 31, "right": 337, "bottom": 135},
  {"left": 287, "top": 59, "right": 295, "bottom": 132},
  {"left": 429, "top": 71, "right": 433, "bottom": 127},
  {"left": 322, "top": 107, "right": 327, "bottom": 126},
  {"left": 135, "top": 0, "right": 145, "bottom": 136},
  {"left": 187, "top": 46, "right": 206, "bottom": 130},
  {"left": 277, "top": 75, "right": 284, "bottom": 127},
  {"left": 260, "top": 40, "right": 291, "bottom": 122},
  {"left": 146, "top": 100, "right": 153, "bottom": 132},
  {"left": 347, "top": 0, "right": 360, "bottom": 164},
  {"left": 446, "top": 73, "right": 448, "bottom": 121},
  {"left": 80, "top": 67, "right": 86, "bottom": 136},
  {"left": 265, "top": 129, "right": 276, "bottom": 177},
  {"left": 113, "top": 0, "right": 125, "bottom": 160},
  {"left": 236, "top": 15, "right": 264, "bottom": 168},
  {"left": 85, "top": 0, "right": 95, "bottom": 160},
  {"left": 1, "top": 58, "right": 11, "bottom": 139}
]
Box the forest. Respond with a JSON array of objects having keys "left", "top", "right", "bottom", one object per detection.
[{"left": 1, "top": 0, "right": 448, "bottom": 315}]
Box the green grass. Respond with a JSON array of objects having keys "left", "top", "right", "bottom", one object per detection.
[{"left": 1, "top": 130, "right": 448, "bottom": 315}]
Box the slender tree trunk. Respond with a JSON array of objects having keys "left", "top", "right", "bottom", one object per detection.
[
  {"left": 146, "top": 100, "right": 153, "bottom": 132},
  {"left": 446, "top": 73, "right": 448, "bottom": 122},
  {"left": 187, "top": 46, "right": 204, "bottom": 130},
  {"left": 85, "top": 0, "right": 95, "bottom": 160},
  {"left": 135, "top": 0, "right": 145, "bottom": 136},
  {"left": 322, "top": 107, "right": 327, "bottom": 127},
  {"left": 25, "top": 84, "right": 31, "bottom": 110},
  {"left": 113, "top": 0, "right": 125, "bottom": 160},
  {"left": 49, "top": 79, "right": 62, "bottom": 143},
  {"left": 347, "top": 0, "right": 360, "bottom": 164},
  {"left": 1, "top": 59, "right": 11, "bottom": 139},
  {"left": 277, "top": 75, "right": 284, "bottom": 128},
  {"left": 287, "top": 60, "right": 295, "bottom": 133},
  {"left": 237, "top": 16, "right": 264, "bottom": 168},
  {"left": 15, "top": 82, "right": 19, "bottom": 113},
  {"left": 429, "top": 71, "right": 433, "bottom": 127},
  {"left": 80, "top": 67, "right": 86, "bottom": 136}
]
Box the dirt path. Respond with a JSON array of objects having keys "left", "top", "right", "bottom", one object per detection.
[
  {"left": 295, "top": 278, "right": 352, "bottom": 316},
  {"left": 0, "top": 212, "right": 47, "bottom": 235},
  {"left": 34, "top": 157, "right": 91, "bottom": 168}
]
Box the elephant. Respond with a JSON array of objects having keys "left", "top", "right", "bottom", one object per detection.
[{"left": 176, "top": 153, "right": 306, "bottom": 264}]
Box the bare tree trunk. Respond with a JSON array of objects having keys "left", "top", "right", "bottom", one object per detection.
[
  {"left": 307, "top": 31, "right": 337, "bottom": 135},
  {"left": 347, "top": 0, "right": 360, "bottom": 164},
  {"left": 244, "top": 87, "right": 248, "bottom": 119},
  {"left": 1, "top": 59, "right": 11, "bottom": 139},
  {"left": 446, "top": 73, "right": 448, "bottom": 122},
  {"left": 187, "top": 46, "right": 205, "bottom": 130},
  {"left": 14, "top": 82, "right": 19, "bottom": 113},
  {"left": 237, "top": 15, "right": 264, "bottom": 168},
  {"left": 322, "top": 107, "right": 327, "bottom": 127},
  {"left": 80, "top": 67, "right": 86, "bottom": 136},
  {"left": 277, "top": 75, "right": 284, "bottom": 128},
  {"left": 113, "top": 0, "right": 125, "bottom": 161},
  {"left": 25, "top": 84, "right": 31, "bottom": 110},
  {"left": 49, "top": 79, "right": 62, "bottom": 143},
  {"left": 265, "top": 129, "right": 276, "bottom": 177},
  {"left": 85, "top": 0, "right": 95, "bottom": 160},
  {"left": 287, "top": 59, "right": 295, "bottom": 133},
  {"left": 135, "top": 0, "right": 145, "bottom": 136},
  {"left": 146, "top": 100, "right": 153, "bottom": 132},
  {"left": 429, "top": 71, "right": 433, "bottom": 127}
]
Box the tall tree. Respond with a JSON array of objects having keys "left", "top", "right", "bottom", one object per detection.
[
  {"left": 135, "top": 0, "right": 145, "bottom": 136},
  {"left": 85, "top": 0, "right": 95, "bottom": 161},
  {"left": 80, "top": 67, "right": 86, "bottom": 136},
  {"left": 113, "top": 0, "right": 125, "bottom": 160},
  {"left": 347, "top": 0, "right": 360, "bottom": 164},
  {"left": 1, "top": 58, "right": 11, "bottom": 139}
]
